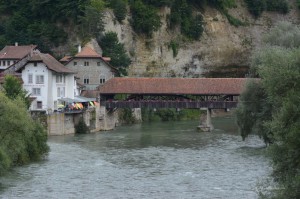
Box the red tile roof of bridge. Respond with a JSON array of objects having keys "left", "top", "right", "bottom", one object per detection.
[{"left": 99, "top": 77, "right": 255, "bottom": 95}]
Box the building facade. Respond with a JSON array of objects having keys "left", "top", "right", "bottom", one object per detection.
[
  {"left": 17, "top": 52, "right": 76, "bottom": 112},
  {"left": 61, "top": 46, "right": 116, "bottom": 90}
]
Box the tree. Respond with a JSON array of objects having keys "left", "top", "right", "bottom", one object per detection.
[
  {"left": 75, "top": 117, "right": 90, "bottom": 134},
  {"left": 0, "top": 93, "right": 49, "bottom": 175},
  {"left": 2, "top": 75, "right": 31, "bottom": 109},
  {"left": 98, "top": 32, "right": 131, "bottom": 76},
  {"left": 236, "top": 21, "right": 300, "bottom": 198}
]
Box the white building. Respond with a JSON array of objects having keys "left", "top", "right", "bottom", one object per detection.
[{"left": 17, "top": 52, "right": 76, "bottom": 112}]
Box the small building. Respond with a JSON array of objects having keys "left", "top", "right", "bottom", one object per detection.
[
  {"left": 0, "top": 43, "right": 37, "bottom": 73},
  {"left": 61, "top": 45, "right": 116, "bottom": 90},
  {"left": 17, "top": 52, "right": 76, "bottom": 112}
]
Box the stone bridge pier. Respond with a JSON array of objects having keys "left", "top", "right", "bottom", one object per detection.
[{"left": 197, "top": 108, "right": 214, "bottom": 132}]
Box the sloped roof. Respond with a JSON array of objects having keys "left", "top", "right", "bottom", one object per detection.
[
  {"left": 75, "top": 46, "right": 102, "bottom": 58},
  {"left": 81, "top": 90, "right": 100, "bottom": 98},
  {"left": 18, "top": 52, "right": 75, "bottom": 74},
  {"left": 59, "top": 55, "right": 72, "bottom": 62},
  {"left": 0, "top": 45, "right": 37, "bottom": 59},
  {"left": 99, "top": 77, "right": 253, "bottom": 95}
]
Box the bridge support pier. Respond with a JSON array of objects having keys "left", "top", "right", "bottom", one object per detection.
[{"left": 197, "top": 108, "right": 214, "bottom": 132}]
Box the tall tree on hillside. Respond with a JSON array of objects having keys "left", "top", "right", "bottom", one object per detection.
[{"left": 98, "top": 32, "right": 131, "bottom": 76}]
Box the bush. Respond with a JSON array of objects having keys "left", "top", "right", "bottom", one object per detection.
[
  {"left": 75, "top": 117, "right": 90, "bottom": 134},
  {"left": 119, "top": 108, "right": 136, "bottom": 124},
  {"left": 129, "top": 0, "right": 161, "bottom": 37},
  {"left": 108, "top": 0, "right": 127, "bottom": 22},
  {"left": 244, "top": 0, "right": 266, "bottom": 18},
  {"left": 266, "top": 0, "right": 289, "bottom": 14},
  {"left": 169, "top": 0, "right": 204, "bottom": 40},
  {"left": 168, "top": 40, "right": 179, "bottom": 57},
  {"left": 0, "top": 93, "right": 49, "bottom": 175}
]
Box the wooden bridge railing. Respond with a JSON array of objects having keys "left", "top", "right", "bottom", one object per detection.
[{"left": 100, "top": 101, "right": 238, "bottom": 109}]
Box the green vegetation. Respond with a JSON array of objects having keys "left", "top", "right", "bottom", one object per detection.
[
  {"left": 0, "top": 92, "right": 49, "bottom": 175},
  {"left": 168, "top": 40, "right": 179, "bottom": 57},
  {"left": 119, "top": 108, "right": 136, "bottom": 124},
  {"left": 142, "top": 108, "right": 199, "bottom": 122},
  {"left": 169, "top": 0, "right": 204, "bottom": 40},
  {"left": 0, "top": 0, "right": 105, "bottom": 51},
  {"left": 236, "top": 21, "right": 300, "bottom": 198},
  {"left": 75, "top": 117, "right": 90, "bottom": 134},
  {"left": 129, "top": 0, "right": 162, "bottom": 37},
  {"left": 2, "top": 75, "right": 31, "bottom": 109},
  {"left": 107, "top": 0, "right": 127, "bottom": 22},
  {"left": 298, "top": 0, "right": 300, "bottom": 9},
  {"left": 98, "top": 32, "right": 131, "bottom": 76},
  {"left": 244, "top": 0, "right": 289, "bottom": 18}
]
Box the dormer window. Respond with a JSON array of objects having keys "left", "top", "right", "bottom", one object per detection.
[
  {"left": 34, "top": 62, "right": 37, "bottom": 66},
  {"left": 74, "top": 61, "right": 77, "bottom": 66},
  {"left": 97, "top": 62, "right": 101, "bottom": 66},
  {"left": 84, "top": 61, "right": 89, "bottom": 66}
]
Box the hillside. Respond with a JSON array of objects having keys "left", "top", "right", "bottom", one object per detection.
[
  {"left": 0, "top": 0, "right": 299, "bottom": 77},
  {"left": 103, "top": 0, "right": 300, "bottom": 77}
]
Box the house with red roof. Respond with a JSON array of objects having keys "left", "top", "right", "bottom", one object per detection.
[
  {"left": 0, "top": 43, "right": 37, "bottom": 72},
  {"left": 17, "top": 51, "right": 76, "bottom": 111},
  {"left": 61, "top": 45, "right": 117, "bottom": 91}
]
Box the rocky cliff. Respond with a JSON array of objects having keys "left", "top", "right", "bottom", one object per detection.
[{"left": 102, "top": 0, "right": 299, "bottom": 77}]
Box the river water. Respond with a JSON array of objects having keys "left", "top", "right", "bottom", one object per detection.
[{"left": 0, "top": 116, "right": 270, "bottom": 199}]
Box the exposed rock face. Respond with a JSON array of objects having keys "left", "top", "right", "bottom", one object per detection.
[{"left": 102, "top": 1, "right": 299, "bottom": 77}]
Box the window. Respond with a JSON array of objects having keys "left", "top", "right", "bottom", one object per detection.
[
  {"left": 3, "top": 61, "right": 5, "bottom": 66},
  {"left": 57, "top": 87, "right": 60, "bottom": 97},
  {"left": 56, "top": 75, "right": 64, "bottom": 83},
  {"left": 36, "top": 75, "right": 44, "bottom": 84},
  {"left": 100, "top": 75, "right": 106, "bottom": 84},
  {"left": 74, "top": 61, "right": 77, "bottom": 66},
  {"left": 84, "top": 61, "right": 89, "bottom": 66},
  {"left": 34, "top": 62, "right": 37, "bottom": 66},
  {"left": 28, "top": 74, "right": 33, "bottom": 84},
  {"left": 37, "top": 101, "right": 42, "bottom": 109},
  {"left": 84, "top": 77, "right": 89, "bottom": 84},
  {"left": 57, "top": 87, "right": 65, "bottom": 97},
  {"left": 97, "top": 62, "right": 101, "bottom": 66},
  {"left": 32, "top": 88, "right": 41, "bottom": 96},
  {"left": 7, "top": 61, "right": 10, "bottom": 65}
]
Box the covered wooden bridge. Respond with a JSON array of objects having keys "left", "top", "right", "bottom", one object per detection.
[
  {"left": 98, "top": 77, "right": 253, "bottom": 131},
  {"left": 99, "top": 77, "right": 251, "bottom": 109}
]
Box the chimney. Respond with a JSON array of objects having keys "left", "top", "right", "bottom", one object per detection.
[
  {"left": 15, "top": 42, "right": 18, "bottom": 46},
  {"left": 78, "top": 44, "right": 82, "bottom": 53}
]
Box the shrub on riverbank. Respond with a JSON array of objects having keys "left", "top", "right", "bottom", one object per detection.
[
  {"left": 0, "top": 93, "right": 49, "bottom": 175},
  {"left": 75, "top": 117, "right": 90, "bottom": 134},
  {"left": 142, "top": 108, "right": 200, "bottom": 122}
]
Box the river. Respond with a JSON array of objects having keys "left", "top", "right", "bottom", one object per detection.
[{"left": 0, "top": 116, "right": 270, "bottom": 199}]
